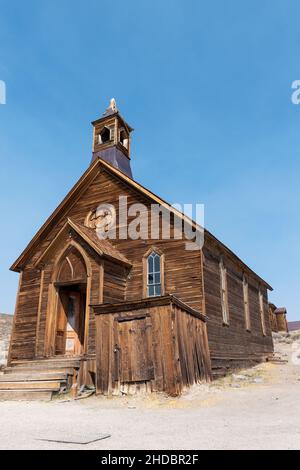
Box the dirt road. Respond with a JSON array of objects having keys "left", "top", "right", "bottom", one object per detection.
[{"left": 0, "top": 340, "right": 299, "bottom": 450}]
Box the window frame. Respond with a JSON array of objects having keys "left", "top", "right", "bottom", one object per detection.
[
  {"left": 219, "top": 258, "right": 230, "bottom": 325},
  {"left": 243, "top": 274, "right": 251, "bottom": 332},
  {"left": 143, "top": 248, "right": 165, "bottom": 298},
  {"left": 259, "top": 288, "right": 267, "bottom": 336},
  {"left": 98, "top": 125, "right": 112, "bottom": 144}
]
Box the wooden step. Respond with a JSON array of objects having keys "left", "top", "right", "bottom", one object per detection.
[
  {"left": 9, "top": 359, "right": 81, "bottom": 370},
  {"left": 0, "top": 390, "right": 52, "bottom": 401},
  {"left": 4, "top": 367, "right": 75, "bottom": 375},
  {"left": 0, "top": 372, "right": 68, "bottom": 382},
  {"left": 0, "top": 381, "right": 62, "bottom": 391},
  {"left": 11, "top": 357, "right": 81, "bottom": 364},
  {"left": 0, "top": 357, "right": 81, "bottom": 400}
]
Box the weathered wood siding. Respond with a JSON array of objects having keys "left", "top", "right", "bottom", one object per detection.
[
  {"left": 9, "top": 166, "right": 272, "bottom": 377},
  {"left": 175, "top": 304, "right": 211, "bottom": 387},
  {"left": 9, "top": 268, "right": 41, "bottom": 361},
  {"left": 203, "top": 242, "right": 273, "bottom": 372},
  {"left": 94, "top": 297, "right": 211, "bottom": 396},
  {"left": 103, "top": 260, "right": 127, "bottom": 304},
  {"left": 9, "top": 168, "right": 205, "bottom": 362}
]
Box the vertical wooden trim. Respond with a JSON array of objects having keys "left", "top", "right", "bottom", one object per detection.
[
  {"left": 51, "top": 288, "right": 59, "bottom": 356},
  {"left": 44, "top": 282, "right": 58, "bottom": 357},
  {"left": 200, "top": 250, "right": 207, "bottom": 315},
  {"left": 35, "top": 269, "right": 44, "bottom": 357},
  {"left": 98, "top": 262, "right": 104, "bottom": 303},
  {"left": 219, "top": 257, "right": 229, "bottom": 325},
  {"left": 84, "top": 274, "right": 92, "bottom": 355},
  {"left": 243, "top": 274, "right": 251, "bottom": 332},
  {"left": 7, "top": 270, "right": 23, "bottom": 365},
  {"left": 128, "top": 128, "right": 131, "bottom": 159},
  {"left": 95, "top": 314, "right": 113, "bottom": 395},
  {"left": 142, "top": 255, "right": 147, "bottom": 298},
  {"left": 107, "top": 315, "right": 113, "bottom": 395},
  {"left": 160, "top": 306, "right": 178, "bottom": 396},
  {"left": 114, "top": 117, "right": 118, "bottom": 145},
  {"left": 160, "top": 253, "right": 165, "bottom": 296},
  {"left": 92, "top": 122, "right": 96, "bottom": 152},
  {"left": 172, "top": 305, "right": 183, "bottom": 393},
  {"left": 259, "top": 288, "right": 266, "bottom": 336},
  {"left": 225, "top": 269, "right": 229, "bottom": 323}
]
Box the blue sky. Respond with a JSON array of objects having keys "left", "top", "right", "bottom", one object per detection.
[{"left": 0, "top": 0, "right": 299, "bottom": 320}]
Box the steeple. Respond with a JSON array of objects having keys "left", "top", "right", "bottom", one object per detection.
[{"left": 91, "top": 98, "right": 133, "bottom": 178}]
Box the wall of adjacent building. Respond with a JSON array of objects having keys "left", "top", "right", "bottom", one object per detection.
[{"left": 0, "top": 314, "right": 13, "bottom": 369}]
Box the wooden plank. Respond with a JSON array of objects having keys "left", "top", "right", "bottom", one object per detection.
[
  {"left": 34, "top": 269, "right": 44, "bottom": 356},
  {"left": 95, "top": 314, "right": 113, "bottom": 395},
  {"left": 0, "top": 381, "right": 62, "bottom": 390},
  {"left": 160, "top": 307, "right": 178, "bottom": 396},
  {"left": 0, "top": 372, "right": 67, "bottom": 382},
  {"left": 7, "top": 271, "right": 23, "bottom": 365},
  {"left": 0, "top": 391, "right": 52, "bottom": 401},
  {"left": 150, "top": 308, "right": 164, "bottom": 392}
]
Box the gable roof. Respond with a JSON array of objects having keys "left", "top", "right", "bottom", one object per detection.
[
  {"left": 34, "top": 218, "right": 131, "bottom": 269},
  {"left": 10, "top": 157, "right": 272, "bottom": 290}
]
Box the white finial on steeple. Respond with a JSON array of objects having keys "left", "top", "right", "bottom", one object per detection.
[
  {"left": 103, "top": 98, "right": 118, "bottom": 116},
  {"left": 108, "top": 97, "right": 117, "bottom": 112}
]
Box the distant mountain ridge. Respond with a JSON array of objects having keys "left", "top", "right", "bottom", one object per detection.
[{"left": 288, "top": 321, "right": 300, "bottom": 332}]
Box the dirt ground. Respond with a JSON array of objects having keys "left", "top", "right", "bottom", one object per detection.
[{"left": 0, "top": 337, "right": 299, "bottom": 450}]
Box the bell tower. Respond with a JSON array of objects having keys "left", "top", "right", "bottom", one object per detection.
[{"left": 91, "top": 98, "right": 133, "bottom": 178}]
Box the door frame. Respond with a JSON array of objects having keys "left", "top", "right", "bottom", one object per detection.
[
  {"left": 55, "top": 284, "right": 87, "bottom": 356},
  {"left": 44, "top": 240, "right": 93, "bottom": 357}
]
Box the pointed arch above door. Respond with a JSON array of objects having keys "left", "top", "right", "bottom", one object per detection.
[{"left": 55, "top": 244, "right": 88, "bottom": 284}]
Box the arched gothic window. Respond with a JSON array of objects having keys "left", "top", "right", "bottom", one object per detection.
[{"left": 147, "top": 251, "right": 162, "bottom": 297}]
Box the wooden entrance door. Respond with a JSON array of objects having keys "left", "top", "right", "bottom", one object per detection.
[
  {"left": 117, "top": 317, "right": 154, "bottom": 383},
  {"left": 55, "top": 289, "right": 84, "bottom": 356}
]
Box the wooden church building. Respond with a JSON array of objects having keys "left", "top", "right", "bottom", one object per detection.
[{"left": 0, "top": 99, "right": 274, "bottom": 400}]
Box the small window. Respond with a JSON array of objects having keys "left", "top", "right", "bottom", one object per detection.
[
  {"left": 259, "top": 289, "right": 266, "bottom": 336},
  {"left": 243, "top": 275, "right": 251, "bottom": 331},
  {"left": 119, "top": 129, "right": 129, "bottom": 149},
  {"left": 220, "top": 258, "right": 229, "bottom": 325},
  {"left": 99, "top": 126, "right": 111, "bottom": 144},
  {"left": 147, "top": 252, "right": 162, "bottom": 297}
]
